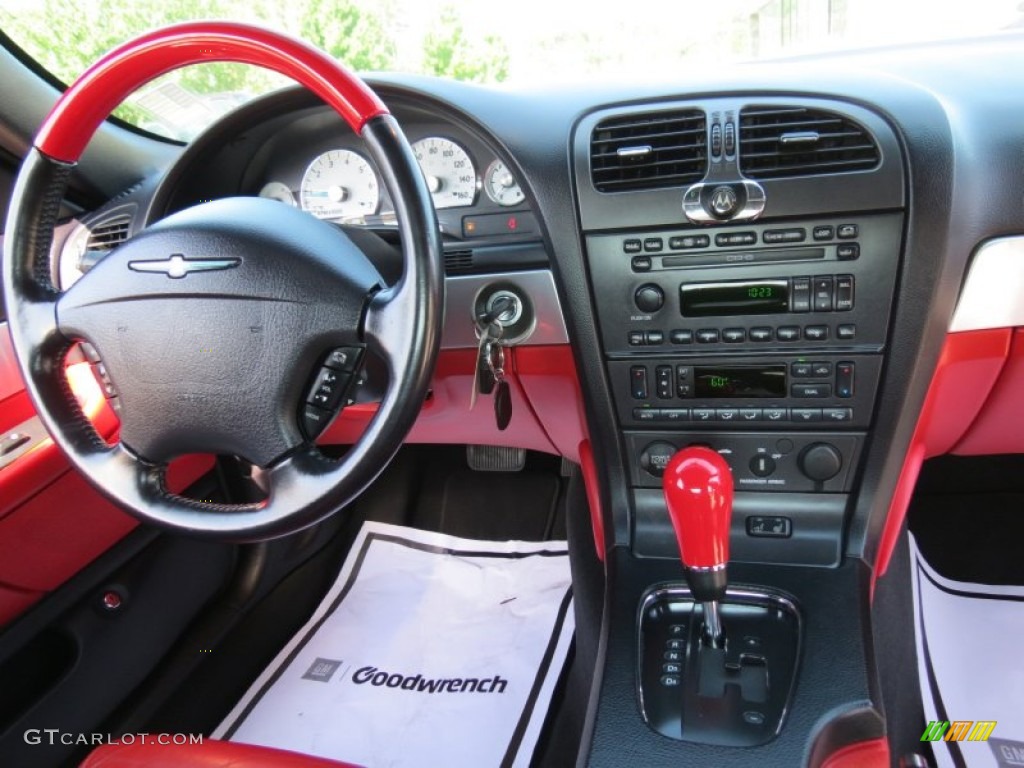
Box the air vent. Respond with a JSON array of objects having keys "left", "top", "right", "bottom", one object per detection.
[
  {"left": 739, "top": 106, "right": 880, "bottom": 180},
  {"left": 86, "top": 213, "right": 132, "bottom": 251},
  {"left": 444, "top": 249, "right": 474, "bottom": 274},
  {"left": 590, "top": 110, "right": 707, "bottom": 193}
]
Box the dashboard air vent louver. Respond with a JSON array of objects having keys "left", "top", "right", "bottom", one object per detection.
[
  {"left": 86, "top": 213, "right": 132, "bottom": 251},
  {"left": 739, "top": 106, "right": 880, "bottom": 180},
  {"left": 590, "top": 110, "right": 707, "bottom": 193},
  {"left": 444, "top": 249, "right": 474, "bottom": 274}
]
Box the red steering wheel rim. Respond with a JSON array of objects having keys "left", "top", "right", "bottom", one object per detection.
[{"left": 36, "top": 20, "right": 388, "bottom": 162}]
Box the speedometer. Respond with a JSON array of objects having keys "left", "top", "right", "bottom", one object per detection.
[
  {"left": 411, "top": 137, "right": 477, "bottom": 209},
  {"left": 300, "top": 149, "right": 379, "bottom": 221}
]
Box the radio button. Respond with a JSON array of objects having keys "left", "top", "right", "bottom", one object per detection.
[
  {"left": 791, "top": 408, "right": 823, "bottom": 422},
  {"left": 630, "top": 366, "right": 649, "bottom": 399},
  {"left": 644, "top": 237, "right": 664, "bottom": 252},
  {"left": 813, "top": 225, "right": 834, "bottom": 241},
  {"left": 762, "top": 228, "right": 806, "bottom": 244},
  {"left": 715, "top": 232, "right": 757, "bottom": 247},
  {"left": 763, "top": 407, "right": 788, "bottom": 422},
  {"left": 749, "top": 327, "right": 774, "bottom": 342},
  {"left": 631, "top": 256, "right": 652, "bottom": 272},
  {"left": 628, "top": 331, "right": 646, "bottom": 346},
  {"left": 804, "top": 325, "right": 829, "bottom": 341},
  {"left": 792, "top": 384, "right": 832, "bottom": 398},
  {"left": 645, "top": 330, "right": 665, "bottom": 345},
  {"left": 624, "top": 238, "right": 642, "bottom": 254},
  {"left": 837, "top": 224, "right": 859, "bottom": 239},
  {"left": 670, "top": 329, "right": 694, "bottom": 344},
  {"left": 634, "top": 284, "right": 665, "bottom": 313},
  {"left": 739, "top": 408, "right": 762, "bottom": 422},
  {"left": 634, "top": 408, "right": 659, "bottom": 422},
  {"left": 835, "top": 275, "right": 855, "bottom": 311},
  {"left": 792, "top": 277, "right": 812, "bottom": 312},
  {"left": 791, "top": 363, "right": 814, "bottom": 378},
  {"left": 813, "top": 276, "right": 834, "bottom": 312},
  {"left": 696, "top": 329, "right": 720, "bottom": 344},
  {"left": 722, "top": 328, "right": 746, "bottom": 343},
  {"left": 777, "top": 326, "right": 801, "bottom": 341},
  {"left": 669, "top": 234, "right": 710, "bottom": 250},
  {"left": 837, "top": 244, "right": 860, "bottom": 261},
  {"left": 823, "top": 407, "right": 853, "bottom": 422},
  {"left": 837, "top": 324, "right": 857, "bottom": 340},
  {"left": 716, "top": 408, "right": 740, "bottom": 422},
  {"left": 655, "top": 366, "right": 674, "bottom": 399},
  {"left": 692, "top": 408, "right": 716, "bottom": 422}
]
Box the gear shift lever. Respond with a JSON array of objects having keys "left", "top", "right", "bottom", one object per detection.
[{"left": 663, "top": 446, "right": 733, "bottom": 647}]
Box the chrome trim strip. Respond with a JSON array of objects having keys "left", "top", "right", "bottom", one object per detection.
[
  {"left": 442, "top": 269, "right": 569, "bottom": 349},
  {"left": 950, "top": 236, "right": 1024, "bottom": 332}
]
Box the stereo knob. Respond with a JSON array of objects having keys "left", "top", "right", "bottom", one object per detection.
[
  {"left": 635, "top": 284, "right": 665, "bottom": 313},
  {"left": 798, "top": 442, "right": 842, "bottom": 482}
]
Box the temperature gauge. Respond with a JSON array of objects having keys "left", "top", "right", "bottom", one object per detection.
[{"left": 484, "top": 160, "right": 525, "bottom": 207}]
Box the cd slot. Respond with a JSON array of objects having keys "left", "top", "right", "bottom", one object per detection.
[{"left": 663, "top": 247, "right": 825, "bottom": 269}]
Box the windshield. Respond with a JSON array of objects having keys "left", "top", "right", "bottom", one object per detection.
[{"left": 1, "top": 0, "right": 1022, "bottom": 141}]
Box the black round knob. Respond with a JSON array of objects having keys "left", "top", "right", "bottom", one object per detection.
[
  {"left": 634, "top": 284, "right": 665, "bottom": 313},
  {"left": 798, "top": 443, "right": 843, "bottom": 482},
  {"left": 640, "top": 441, "right": 676, "bottom": 478}
]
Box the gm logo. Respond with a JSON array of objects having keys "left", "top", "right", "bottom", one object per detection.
[{"left": 921, "top": 720, "right": 997, "bottom": 742}]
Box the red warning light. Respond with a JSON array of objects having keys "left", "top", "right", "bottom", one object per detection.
[{"left": 507, "top": 216, "right": 518, "bottom": 231}]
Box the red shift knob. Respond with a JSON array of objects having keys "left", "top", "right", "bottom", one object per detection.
[{"left": 663, "top": 446, "right": 734, "bottom": 569}]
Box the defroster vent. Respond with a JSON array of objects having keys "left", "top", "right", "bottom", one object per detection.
[
  {"left": 591, "top": 110, "right": 706, "bottom": 193},
  {"left": 739, "top": 106, "right": 880, "bottom": 180}
]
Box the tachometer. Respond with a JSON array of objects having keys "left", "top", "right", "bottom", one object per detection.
[
  {"left": 300, "top": 149, "right": 379, "bottom": 220},
  {"left": 484, "top": 160, "right": 525, "bottom": 207},
  {"left": 259, "top": 181, "right": 296, "bottom": 206},
  {"left": 411, "top": 137, "right": 477, "bottom": 209}
]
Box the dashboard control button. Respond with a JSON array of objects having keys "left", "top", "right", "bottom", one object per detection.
[
  {"left": 777, "top": 326, "right": 801, "bottom": 341},
  {"left": 791, "top": 407, "right": 823, "bottom": 422},
  {"left": 749, "top": 327, "right": 773, "bottom": 342},
  {"left": 631, "top": 256, "right": 652, "bottom": 272},
  {"left": 722, "top": 328, "right": 746, "bottom": 343},
  {"left": 633, "top": 408, "right": 659, "bottom": 421},
  {"left": 837, "top": 224, "right": 859, "bottom": 239},
  {"left": 763, "top": 407, "right": 788, "bottom": 422},
  {"left": 813, "top": 276, "right": 834, "bottom": 312},
  {"left": 715, "top": 231, "right": 757, "bottom": 247},
  {"left": 791, "top": 277, "right": 811, "bottom": 312},
  {"left": 645, "top": 330, "right": 665, "bottom": 345},
  {"left": 711, "top": 123, "right": 723, "bottom": 158},
  {"left": 634, "top": 284, "right": 665, "bottom": 313},
  {"left": 837, "top": 243, "right": 860, "bottom": 261},
  {"left": 749, "top": 454, "right": 776, "bottom": 477},
  {"left": 835, "top": 275, "right": 855, "bottom": 311},
  {"left": 811, "top": 362, "right": 833, "bottom": 378},
  {"left": 799, "top": 443, "right": 843, "bottom": 482},
  {"left": 792, "top": 384, "right": 831, "bottom": 398},
  {"left": 662, "top": 408, "right": 689, "bottom": 422},
  {"left": 669, "top": 234, "right": 710, "bottom": 250},
  {"left": 739, "top": 408, "right": 762, "bottom": 422},
  {"left": 630, "top": 366, "right": 649, "bottom": 399},
  {"left": 747, "top": 516, "right": 792, "bottom": 537},
  {"left": 655, "top": 366, "right": 674, "bottom": 399},
  {"left": 823, "top": 407, "right": 854, "bottom": 422},
  {"left": 628, "top": 331, "right": 645, "bottom": 346},
  {"left": 670, "top": 329, "right": 693, "bottom": 344},
  {"left": 640, "top": 441, "right": 677, "bottom": 477},
  {"left": 676, "top": 366, "right": 693, "bottom": 398},
  {"left": 644, "top": 237, "right": 664, "bottom": 252},
  {"left": 697, "top": 329, "right": 720, "bottom": 344},
  {"left": 724, "top": 121, "right": 736, "bottom": 155},
  {"left": 308, "top": 367, "right": 349, "bottom": 409},
  {"left": 837, "top": 324, "right": 856, "bottom": 340},
  {"left": 302, "top": 403, "right": 333, "bottom": 439},
  {"left": 325, "top": 347, "right": 362, "bottom": 372},
  {"left": 812, "top": 225, "right": 834, "bottom": 241},
  {"left": 624, "top": 238, "right": 642, "bottom": 254},
  {"left": 762, "top": 228, "right": 806, "bottom": 244},
  {"left": 791, "top": 363, "right": 813, "bottom": 378},
  {"left": 692, "top": 407, "right": 716, "bottom": 422},
  {"left": 717, "top": 408, "right": 739, "bottom": 422},
  {"left": 804, "top": 325, "right": 829, "bottom": 341},
  {"left": 836, "top": 362, "right": 855, "bottom": 398}
]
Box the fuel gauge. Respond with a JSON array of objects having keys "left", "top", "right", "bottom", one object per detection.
[{"left": 484, "top": 160, "right": 525, "bottom": 207}]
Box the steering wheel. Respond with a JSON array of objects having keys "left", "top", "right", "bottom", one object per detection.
[{"left": 1, "top": 22, "right": 443, "bottom": 540}]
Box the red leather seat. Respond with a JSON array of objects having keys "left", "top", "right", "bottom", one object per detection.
[{"left": 81, "top": 739, "right": 363, "bottom": 767}]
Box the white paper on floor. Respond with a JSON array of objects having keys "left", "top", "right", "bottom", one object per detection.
[
  {"left": 910, "top": 534, "right": 1024, "bottom": 768},
  {"left": 214, "top": 521, "right": 574, "bottom": 768}
]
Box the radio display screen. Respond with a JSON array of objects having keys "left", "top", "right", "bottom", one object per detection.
[
  {"left": 694, "top": 366, "right": 787, "bottom": 398},
  {"left": 681, "top": 279, "right": 789, "bottom": 316}
]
